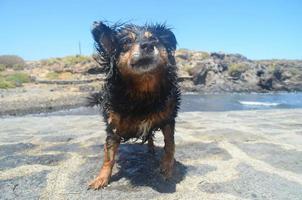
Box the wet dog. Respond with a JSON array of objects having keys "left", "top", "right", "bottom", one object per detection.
[{"left": 88, "top": 21, "right": 180, "bottom": 189}]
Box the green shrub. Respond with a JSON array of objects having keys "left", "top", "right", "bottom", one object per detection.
[
  {"left": 42, "top": 55, "right": 91, "bottom": 67},
  {"left": 267, "top": 63, "right": 277, "bottom": 73},
  {"left": 0, "top": 55, "right": 26, "bottom": 69},
  {"left": 0, "top": 64, "right": 6, "bottom": 71},
  {"left": 12, "top": 63, "right": 25, "bottom": 70},
  {"left": 45, "top": 72, "right": 74, "bottom": 80},
  {"left": 0, "top": 74, "right": 16, "bottom": 89},
  {"left": 228, "top": 63, "right": 249, "bottom": 77},
  {"left": 40, "top": 59, "right": 52, "bottom": 66},
  {"left": 196, "top": 52, "right": 210, "bottom": 60},
  {"left": 0, "top": 72, "right": 32, "bottom": 89},
  {"left": 46, "top": 72, "right": 60, "bottom": 79},
  {"left": 4, "top": 72, "right": 31, "bottom": 86},
  {"left": 62, "top": 55, "right": 90, "bottom": 65},
  {"left": 184, "top": 51, "right": 210, "bottom": 61},
  {"left": 0, "top": 79, "right": 16, "bottom": 89}
]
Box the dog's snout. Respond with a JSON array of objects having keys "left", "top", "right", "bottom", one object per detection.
[{"left": 140, "top": 42, "right": 154, "bottom": 53}]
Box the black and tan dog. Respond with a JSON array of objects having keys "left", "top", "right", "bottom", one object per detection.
[{"left": 88, "top": 21, "right": 180, "bottom": 189}]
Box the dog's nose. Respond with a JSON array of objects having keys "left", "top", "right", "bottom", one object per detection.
[{"left": 140, "top": 42, "right": 154, "bottom": 53}]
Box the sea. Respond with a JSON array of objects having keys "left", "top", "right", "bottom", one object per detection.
[{"left": 40, "top": 92, "right": 302, "bottom": 116}]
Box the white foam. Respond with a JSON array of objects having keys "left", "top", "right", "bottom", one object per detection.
[{"left": 239, "top": 101, "right": 280, "bottom": 106}]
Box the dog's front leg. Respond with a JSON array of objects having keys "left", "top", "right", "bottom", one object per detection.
[
  {"left": 89, "top": 135, "right": 120, "bottom": 189},
  {"left": 147, "top": 136, "right": 155, "bottom": 154},
  {"left": 160, "top": 121, "right": 175, "bottom": 179}
]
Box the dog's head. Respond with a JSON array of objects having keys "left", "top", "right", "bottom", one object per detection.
[{"left": 92, "top": 21, "right": 177, "bottom": 75}]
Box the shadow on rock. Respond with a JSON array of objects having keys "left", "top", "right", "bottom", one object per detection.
[{"left": 110, "top": 143, "right": 187, "bottom": 193}]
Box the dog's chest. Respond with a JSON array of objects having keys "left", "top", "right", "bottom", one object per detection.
[
  {"left": 107, "top": 100, "right": 174, "bottom": 138},
  {"left": 108, "top": 113, "right": 159, "bottom": 138}
]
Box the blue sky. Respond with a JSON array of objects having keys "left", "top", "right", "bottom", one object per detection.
[{"left": 0, "top": 0, "right": 301, "bottom": 60}]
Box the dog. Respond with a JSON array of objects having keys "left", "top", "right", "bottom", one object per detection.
[{"left": 88, "top": 21, "right": 180, "bottom": 189}]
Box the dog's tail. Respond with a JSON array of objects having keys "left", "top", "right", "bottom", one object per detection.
[{"left": 86, "top": 91, "right": 103, "bottom": 107}]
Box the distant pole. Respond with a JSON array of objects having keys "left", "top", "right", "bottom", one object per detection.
[{"left": 78, "top": 41, "right": 82, "bottom": 55}]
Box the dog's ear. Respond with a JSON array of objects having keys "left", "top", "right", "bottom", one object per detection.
[
  {"left": 92, "top": 21, "right": 117, "bottom": 54},
  {"left": 150, "top": 24, "right": 177, "bottom": 51}
]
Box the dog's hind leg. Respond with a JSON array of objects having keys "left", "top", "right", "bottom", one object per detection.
[
  {"left": 88, "top": 135, "right": 120, "bottom": 189},
  {"left": 160, "top": 121, "right": 175, "bottom": 179}
]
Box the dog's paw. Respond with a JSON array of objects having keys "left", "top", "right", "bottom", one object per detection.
[
  {"left": 88, "top": 176, "right": 109, "bottom": 190},
  {"left": 160, "top": 159, "right": 174, "bottom": 180}
]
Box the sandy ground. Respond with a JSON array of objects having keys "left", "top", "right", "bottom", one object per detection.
[{"left": 0, "top": 109, "right": 302, "bottom": 200}]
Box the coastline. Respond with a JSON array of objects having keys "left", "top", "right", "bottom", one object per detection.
[
  {"left": 1, "top": 50, "right": 302, "bottom": 116},
  {"left": 1, "top": 82, "right": 302, "bottom": 117}
]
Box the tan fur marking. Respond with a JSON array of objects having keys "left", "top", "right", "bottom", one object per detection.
[
  {"left": 144, "top": 31, "right": 153, "bottom": 38},
  {"left": 129, "top": 31, "right": 136, "bottom": 40}
]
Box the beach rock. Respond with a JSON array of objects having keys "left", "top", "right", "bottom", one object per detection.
[
  {"left": 178, "top": 50, "right": 302, "bottom": 92},
  {"left": 258, "top": 76, "right": 273, "bottom": 90}
]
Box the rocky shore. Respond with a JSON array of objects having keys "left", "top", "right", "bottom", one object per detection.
[
  {"left": 176, "top": 50, "right": 302, "bottom": 92},
  {"left": 1, "top": 50, "right": 302, "bottom": 116}
]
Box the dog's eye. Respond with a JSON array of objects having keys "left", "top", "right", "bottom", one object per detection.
[
  {"left": 122, "top": 38, "right": 133, "bottom": 51},
  {"left": 121, "top": 36, "right": 133, "bottom": 45},
  {"left": 124, "top": 38, "right": 132, "bottom": 44}
]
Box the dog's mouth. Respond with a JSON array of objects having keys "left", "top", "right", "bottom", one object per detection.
[
  {"left": 132, "top": 57, "right": 153, "bottom": 66},
  {"left": 130, "top": 57, "right": 155, "bottom": 70}
]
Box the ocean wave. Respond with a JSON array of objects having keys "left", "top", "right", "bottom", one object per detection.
[{"left": 238, "top": 101, "right": 281, "bottom": 106}]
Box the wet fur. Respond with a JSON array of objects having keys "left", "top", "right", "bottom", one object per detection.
[
  {"left": 89, "top": 22, "right": 180, "bottom": 142},
  {"left": 88, "top": 21, "right": 180, "bottom": 189}
]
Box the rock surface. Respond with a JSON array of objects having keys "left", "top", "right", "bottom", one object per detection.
[
  {"left": 1, "top": 109, "right": 302, "bottom": 199},
  {"left": 17, "top": 50, "right": 302, "bottom": 93},
  {"left": 175, "top": 50, "right": 302, "bottom": 92},
  {"left": 2, "top": 50, "right": 302, "bottom": 93}
]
